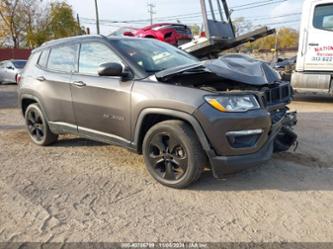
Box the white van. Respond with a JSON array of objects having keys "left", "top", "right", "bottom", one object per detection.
[{"left": 292, "top": 0, "right": 333, "bottom": 94}]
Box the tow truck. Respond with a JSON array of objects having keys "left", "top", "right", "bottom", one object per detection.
[{"left": 180, "top": 0, "right": 275, "bottom": 58}]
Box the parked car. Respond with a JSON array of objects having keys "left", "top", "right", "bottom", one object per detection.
[
  {"left": 18, "top": 35, "right": 297, "bottom": 188},
  {"left": 121, "top": 23, "right": 193, "bottom": 46},
  {"left": 0, "top": 59, "right": 27, "bottom": 84}
]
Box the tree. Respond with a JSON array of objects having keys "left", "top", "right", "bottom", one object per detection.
[
  {"left": 233, "top": 17, "right": 253, "bottom": 36},
  {"left": 190, "top": 24, "right": 201, "bottom": 36},
  {"left": 0, "top": 0, "right": 24, "bottom": 48},
  {"left": 47, "top": 2, "right": 82, "bottom": 40},
  {"left": 276, "top": 27, "right": 299, "bottom": 49},
  {"left": 0, "top": 0, "right": 83, "bottom": 48},
  {"left": 241, "top": 27, "right": 299, "bottom": 52},
  {"left": 26, "top": 2, "right": 83, "bottom": 47}
]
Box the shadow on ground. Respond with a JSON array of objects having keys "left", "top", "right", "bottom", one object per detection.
[
  {"left": 53, "top": 137, "right": 106, "bottom": 147},
  {"left": 294, "top": 94, "right": 333, "bottom": 103}
]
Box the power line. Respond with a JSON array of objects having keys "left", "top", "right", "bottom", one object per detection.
[
  {"left": 263, "top": 19, "right": 300, "bottom": 26},
  {"left": 80, "top": 12, "right": 301, "bottom": 28},
  {"left": 81, "top": 0, "right": 287, "bottom": 25},
  {"left": 232, "top": 0, "right": 281, "bottom": 9},
  {"left": 232, "top": 0, "right": 287, "bottom": 11}
]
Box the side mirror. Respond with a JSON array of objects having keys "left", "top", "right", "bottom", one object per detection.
[
  {"left": 98, "top": 62, "right": 131, "bottom": 79},
  {"left": 6, "top": 66, "right": 14, "bottom": 70}
]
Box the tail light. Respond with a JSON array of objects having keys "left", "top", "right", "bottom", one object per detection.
[{"left": 16, "top": 74, "right": 22, "bottom": 85}]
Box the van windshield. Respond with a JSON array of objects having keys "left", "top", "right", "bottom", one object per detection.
[{"left": 111, "top": 39, "right": 198, "bottom": 74}]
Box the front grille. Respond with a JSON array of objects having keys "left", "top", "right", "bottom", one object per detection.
[{"left": 263, "top": 82, "right": 292, "bottom": 107}]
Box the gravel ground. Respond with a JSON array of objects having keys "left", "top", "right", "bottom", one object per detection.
[{"left": 0, "top": 84, "right": 333, "bottom": 242}]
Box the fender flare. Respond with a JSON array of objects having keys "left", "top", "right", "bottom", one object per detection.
[
  {"left": 132, "top": 108, "right": 214, "bottom": 155},
  {"left": 19, "top": 94, "right": 50, "bottom": 122}
]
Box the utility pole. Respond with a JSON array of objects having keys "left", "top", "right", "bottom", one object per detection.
[
  {"left": 275, "top": 29, "right": 279, "bottom": 60},
  {"left": 76, "top": 14, "right": 82, "bottom": 35},
  {"left": 94, "top": 0, "right": 100, "bottom": 34},
  {"left": 147, "top": 2, "right": 156, "bottom": 25}
]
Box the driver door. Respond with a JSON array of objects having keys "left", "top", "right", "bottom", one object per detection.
[{"left": 70, "top": 41, "right": 133, "bottom": 145}]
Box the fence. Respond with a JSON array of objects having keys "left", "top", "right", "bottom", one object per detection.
[{"left": 0, "top": 48, "right": 32, "bottom": 61}]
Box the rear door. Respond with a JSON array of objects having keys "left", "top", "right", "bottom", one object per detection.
[
  {"left": 304, "top": 1, "right": 333, "bottom": 71},
  {"left": 70, "top": 41, "right": 133, "bottom": 145},
  {"left": 35, "top": 45, "right": 77, "bottom": 129}
]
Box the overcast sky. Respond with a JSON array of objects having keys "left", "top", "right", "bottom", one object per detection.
[{"left": 66, "top": 0, "right": 304, "bottom": 35}]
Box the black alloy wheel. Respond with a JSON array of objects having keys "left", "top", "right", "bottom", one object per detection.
[
  {"left": 148, "top": 132, "right": 188, "bottom": 181},
  {"left": 25, "top": 104, "right": 58, "bottom": 146},
  {"left": 143, "top": 120, "right": 207, "bottom": 188},
  {"left": 26, "top": 108, "right": 45, "bottom": 142}
]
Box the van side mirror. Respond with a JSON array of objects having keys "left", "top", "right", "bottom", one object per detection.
[
  {"left": 6, "top": 66, "right": 14, "bottom": 70},
  {"left": 98, "top": 62, "right": 131, "bottom": 79}
]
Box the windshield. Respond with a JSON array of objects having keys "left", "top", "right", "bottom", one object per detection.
[
  {"left": 12, "top": 60, "right": 26, "bottom": 69},
  {"left": 112, "top": 39, "right": 198, "bottom": 74}
]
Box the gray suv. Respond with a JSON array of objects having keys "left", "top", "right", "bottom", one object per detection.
[{"left": 18, "top": 35, "right": 297, "bottom": 188}]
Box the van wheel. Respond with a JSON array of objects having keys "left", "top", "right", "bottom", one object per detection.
[
  {"left": 25, "top": 104, "right": 58, "bottom": 146},
  {"left": 143, "top": 120, "right": 207, "bottom": 188}
]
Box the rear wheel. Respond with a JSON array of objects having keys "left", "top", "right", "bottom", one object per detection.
[
  {"left": 143, "top": 120, "right": 207, "bottom": 188},
  {"left": 25, "top": 104, "right": 58, "bottom": 146}
]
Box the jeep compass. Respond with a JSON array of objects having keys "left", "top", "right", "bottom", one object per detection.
[{"left": 18, "top": 35, "right": 297, "bottom": 188}]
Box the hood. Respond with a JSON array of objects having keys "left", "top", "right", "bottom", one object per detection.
[{"left": 156, "top": 54, "right": 281, "bottom": 86}]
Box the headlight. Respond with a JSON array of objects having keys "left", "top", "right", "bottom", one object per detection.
[{"left": 204, "top": 95, "right": 260, "bottom": 112}]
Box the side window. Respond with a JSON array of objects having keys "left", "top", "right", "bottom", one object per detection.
[
  {"left": 313, "top": 4, "right": 333, "bottom": 31},
  {"left": 48, "top": 45, "right": 77, "bottom": 72},
  {"left": 38, "top": 49, "right": 50, "bottom": 68},
  {"left": 79, "top": 42, "right": 122, "bottom": 75}
]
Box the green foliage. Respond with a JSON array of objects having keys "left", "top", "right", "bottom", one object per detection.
[
  {"left": 0, "top": 0, "right": 83, "bottom": 48},
  {"left": 48, "top": 2, "right": 82, "bottom": 40},
  {"left": 27, "top": 1, "right": 83, "bottom": 47},
  {"left": 241, "top": 27, "right": 299, "bottom": 52},
  {"left": 190, "top": 24, "right": 200, "bottom": 36}
]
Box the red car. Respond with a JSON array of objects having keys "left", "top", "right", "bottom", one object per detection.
[{"left": 123, "top": 23, "right": 193, "bottom": 46}]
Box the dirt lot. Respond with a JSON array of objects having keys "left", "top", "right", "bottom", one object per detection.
[{"left": 0, "top": 84, "right": 332, "bottom": 243}]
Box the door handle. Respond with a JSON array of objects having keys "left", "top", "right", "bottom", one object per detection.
[
  {"left": 308, "top": 43, "right": 319, "bottom": 46},
  {"left": 36, "top": 76, "right": 46, "bottom": 81},
  {"left": 72, "top": 81, "right": 86, "bottom": 87}
]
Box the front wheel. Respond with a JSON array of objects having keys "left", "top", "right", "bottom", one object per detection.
[
  {"left": 143, "top": 120, "right": 207, "bottom": 188},
  {"left": 25, "top": 103, "right": 58, "bottom": 146}
]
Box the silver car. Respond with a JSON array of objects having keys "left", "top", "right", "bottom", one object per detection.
[{"left": 0, "top": 60, "right": 27, "bottom": 84}]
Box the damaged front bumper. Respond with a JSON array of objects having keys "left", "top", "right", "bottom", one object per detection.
[{"left": 207, "top": 111, "right": 298, "bottom": 178}]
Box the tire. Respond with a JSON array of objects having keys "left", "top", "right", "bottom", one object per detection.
[
  {"left": 142, "top": 120, "right": 207, "bottom": 188},
  {"left": 25, "top": 103, "right": 58, "bottom": 146}
]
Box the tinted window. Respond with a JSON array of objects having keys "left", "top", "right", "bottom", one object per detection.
[
  {"left": 79, "top": 42, "right": 121, "bottom": 75},
  {"left": 314, "top": 4, "right": 333, "bottom": 31},
  {"left": 48, "top": 45, "right": 77, "bottom": 72},
  {"left": 12, "top": 60, "right": 26, "bottom": 69},
  {"left": 38, "top": 50, "right": 50, "bottom": 67}
]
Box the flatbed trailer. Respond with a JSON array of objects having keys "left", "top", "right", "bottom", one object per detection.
[{"left": 180, "top": 0, "right": 275, "bottom": 59}]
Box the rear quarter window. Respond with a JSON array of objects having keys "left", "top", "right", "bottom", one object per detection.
[{"left": 38, "top": 49, "right": 50, "bottom": 68}]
